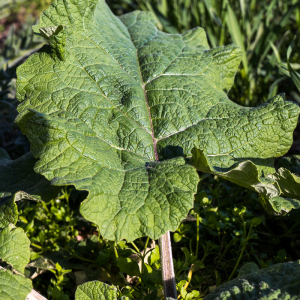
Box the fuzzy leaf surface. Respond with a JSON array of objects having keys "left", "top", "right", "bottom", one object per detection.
[
  {"left": 0, "top": 269, "right": 32, "bottom": 300},
  {"left": 16, "top": 0, "right": 299, "bottom": 241},
  {"left": 0, "top": 149, "right": 61, "bottom": 228},
  {"left": 0, "top": 225, "right": 30, "bottom": 273},
  {"left": 203, "top": 260, "right": 300, "bottom": 300},
  {"left": 75, "top": 281, "right": 117, "bottom": 300}
]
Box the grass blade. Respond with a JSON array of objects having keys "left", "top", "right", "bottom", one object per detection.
[{"left": 225, "top": 1, "right": 248, "bottom": 75}]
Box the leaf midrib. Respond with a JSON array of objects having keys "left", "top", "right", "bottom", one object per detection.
[
  {"left": 84, "top": 21, "right": 160, "bottom": 162},
  {"left": 142, "top": 84, "right": 158, "bottom": 161}
]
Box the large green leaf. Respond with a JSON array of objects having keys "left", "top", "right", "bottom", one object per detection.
[
  {"left": 0, "top": 225, "right": 30, "bottom": 273},
  {"left": 16, "top": 0, "right": 299, "bottom": 241},
  {"left": 0, "top": 149, "right": 61, "bottom": 202},
  {"left": 0, "top": 269, "right": 32, "bottom": 300},
  {"left": 203, "top": 260, "right": 300, "bottom": 300},
  {"left": 0, "top": 148, "right": 61, "bottom": 228}
]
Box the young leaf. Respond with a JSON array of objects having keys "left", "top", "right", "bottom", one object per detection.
[
  {"left": 0, "top": 225, "right": 30, "bottom": 273},
  {"left": 116, "top": 257, "right": 140, "bottom": 277},
  {"left": 203, "top": 260, "right": 300, "bottom": 300},
  {"left": 16, "top": 0, "right": 299, "bottom": 242},
  {"left": 75, "top": 281, "right": 118, "bottom": 300},
  {"left": 0, "top": 269, "right": 32, "bottom": 300},
  {"left": 0, "top": 149, "right": 61, "bottom": 228}
]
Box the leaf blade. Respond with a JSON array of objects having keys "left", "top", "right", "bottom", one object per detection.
[
  {"left": 16, "top": 0, "right": 300, "bottom": 242},
  {"left": 0, "top": 226, "right": 30, "bottom": 273},
  {"left": 0, "top": 149, "right": 61, "bottom": 228},
  {"left": 75, "top": 281, "right": 117, "bottom": 300},
  {"left": 0, "top": 269, "right": 32, "bottom": 300}
]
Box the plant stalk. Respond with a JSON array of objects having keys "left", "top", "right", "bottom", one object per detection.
[
  {"left": 158, "top": 231, "right": 177, "bottom": 299},
  {"left": 227, "top": 224, "right": 253, "bottom": 282},
  {"left": 196, "top": 213, "right": 200, "bottom": 258}
]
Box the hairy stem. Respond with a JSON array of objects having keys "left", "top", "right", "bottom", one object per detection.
[{"left": 158, "top": 231, "right": 177, "bottom": 298}]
